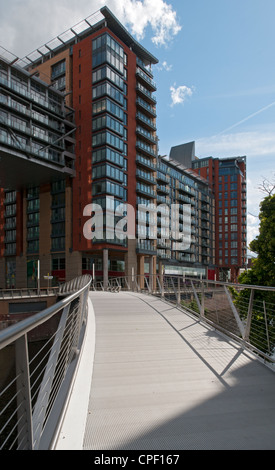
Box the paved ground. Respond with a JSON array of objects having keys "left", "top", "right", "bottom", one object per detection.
[{"left": 83, "top": 291, "right": 275, "bottom": 450}]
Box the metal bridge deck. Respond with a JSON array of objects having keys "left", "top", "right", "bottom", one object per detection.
[{"left": 62, "top": 292, "right": 275, "bottom": 450}]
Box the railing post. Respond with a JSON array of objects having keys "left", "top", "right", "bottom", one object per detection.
[
  {"left": 160, "top": 271, "right": 164, "bottom": 298},
  {"left": 191, "top": 280, "right": 201, "bottom": 317},
  {"left": 32, "top": 304, "right": 70, "bottom": 449},
  {"left": 177, "top": 277, "right": 181, "bottom": 306},
  {"left": 263, "top": 300, "right": 271, "bottom": 354},
  {"left": 200, "top": 281, "right": 205, "bottom": 318},
  {"left": 244, "top": 288, "right": 254, "bottom": 342},
  {"left": 15, "top": 335, "right": 33, "bottom": 450},
  {"left": 224, "top": 286, "right": 245, "bottom": 339}
]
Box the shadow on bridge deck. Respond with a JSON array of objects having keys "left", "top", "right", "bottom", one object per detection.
[{"left": 56, "top": 291, "right": 275, "bottom": 451}]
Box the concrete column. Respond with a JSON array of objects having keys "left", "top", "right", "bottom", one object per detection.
[
  {"left": 149, "top": 256, "right": 154, "bottom": 291},
  {"left": 124, "top": 239, "right": 137, "bottom": 284},
  {"left": 158, "top": 260, "right": 164, "bottom": 297},
  {"left": 103, "top": 248, "right": 108, "bottom": 290},
  {"left": 0, "top": 258, "right": 5, "bottom": 288},
  {"left": 138, "top": 255, "right": 145, "bottom": 290}
]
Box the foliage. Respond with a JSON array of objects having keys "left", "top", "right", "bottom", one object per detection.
[
  {"left": 242, "top": 194, "right": 275, "bottom": 288},
  {"left": 232, "top": 194, "right": 275, "bottom": 357}
]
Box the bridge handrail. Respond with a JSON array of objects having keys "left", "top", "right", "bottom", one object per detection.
[
  {"left": 100, "top": 274, "right": 275, "bottom": 366},
  {"left": 0, "top": 275, "right": 92, "bottom": 450},
  {"left": 0, "top": 275, "right": 91, "bottom": 351}
]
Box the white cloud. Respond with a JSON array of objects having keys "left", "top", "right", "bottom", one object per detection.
[
  {"left": 170, "top": 84, "right": 194, "bottom": 106},
  {"left": 157, "top": 61, "right": 173, "bottom": 72},
  {"left": 106, "top": 0, "right": 181, "bottom": 46},
  {"left": 0, "top": 0, "right": 181, "bottom": 57},
  {"left": 196, "top": 128, "right": 275, "bottom": 159},
  {"left": 196, "top": 129, "right": 275, "bottom": 254}
]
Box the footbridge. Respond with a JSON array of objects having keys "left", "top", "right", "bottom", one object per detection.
[{"left": 0, "top": 275, "right": 275, "bottom": 450}]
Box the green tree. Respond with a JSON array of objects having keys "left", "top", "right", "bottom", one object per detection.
[
  {"left": 235, "top": 194, "right": 275, "bottom": 357},
  {"left": 240, "top": 194, "right": 275, "bottom": 287}
]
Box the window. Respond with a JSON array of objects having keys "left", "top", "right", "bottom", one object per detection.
[
  {"left": 52, "top": 237, "right": 65, "bottom": 251},
  {"left": 92, "top": 114, "right": 124, "bottom": 136},
  {"left": 92, "top": 65, "right": 124, "bottom": 90},
  {"left": 92, "top": 82, "right": 124, "bottom": 105},
  {"left": 92, "top": 33, "right": 124, "bottom": 74},
  {"left": 92, "top": 179, "right": 126, "bottom": 200},
  {"left": 92, "top": 130, "right": 124, "bottom": 152},
  {"left": 51, "top": 60, "right": 66, "bottom": 80},
  {"left": 93, "top": 98, "right": 124, "bottom": 121},
  {"left": 52, "top": 258, "right": 65, "bottom": 270},
  {"left": 92, "top": 163, "right": 124, "bottom": 183},
  {"left": 92, "top": 146, "right": 124, "bottom": 167}
]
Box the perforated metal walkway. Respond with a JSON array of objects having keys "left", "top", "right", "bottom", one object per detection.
[{"left": 70, "top": 292, "right": 275, "bottom": 450}]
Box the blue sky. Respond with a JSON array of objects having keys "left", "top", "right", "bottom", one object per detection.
[{"left": 1, "top": 0, "right": 275, "bottom": 247}]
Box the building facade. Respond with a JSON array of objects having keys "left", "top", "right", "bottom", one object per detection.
[
  {"left": 0, "top": 50, "right": 75, "bottom": 288},
  {"left": 192, "top": 156, "right": 247, "bottom": 282},
  {"left": 0, "top": 8, "right": 228, "bottom": 288},
  {"left": 156, "top": 155, "right": 215, "bottom": 279},
  {"left": 1, "top": 7, "right": 160, "bottom": 287}
]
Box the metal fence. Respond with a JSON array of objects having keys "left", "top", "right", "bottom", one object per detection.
[
  {"left": 0, "top": 275, "right": 91, "bottom": 450},
  {"left": 102, "top": 274, "right": 275, "bottom": 367},
  {"left": 0, "top": 287, "right": 59, "bottom": 300}
]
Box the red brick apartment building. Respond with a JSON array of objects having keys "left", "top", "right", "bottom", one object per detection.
[
  {"left": 0, "top": 7, "right": 246, "bottom": 288},
  {"left": 1, "top": 7, "right": 159, "bottom": 287},
  {"left": 192, "top": 156, "right": 247, "bottom": 282}
]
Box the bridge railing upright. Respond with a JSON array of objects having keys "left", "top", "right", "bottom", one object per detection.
[
  {"left": 0, "top": 275, "right": 92, "bottom": 450},
  {"left": 99, "top": 274, "right": 275, "bottom": 367}
]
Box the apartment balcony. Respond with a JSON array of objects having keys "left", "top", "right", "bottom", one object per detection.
[
  {"left": 157, "top": 239, "right": 171, "bottom": 249},
  {"left": 0, "top": 75, "right": 63, "bottom": 116},
  {"left": 157, "top": 185, "right": 169, "bottom": 195},
  {"left": 136, "top": 154, "right": 156, "bottom": 171},
  {"left": 156, "top": 171, "right": 169, "bottom": 184},
  {"left": 136, "top": 66, "right": 157, "bottom": 92},
  {"left": 136, "top": 97, "right": 156, "bottom": 118},
  {"left": 136, "top": 182, "right": 156, "bottom": 199},
  {"left": 0, "top": 59, "right": 75, "bottom": 189},
  {"left": 157, "top": 195, "right": 170, "bottom": 205},
  {"left": 136, "top": 169, "right": 156, "bottom": 185},
  {"left": 136, "top": 83, "right": 157, "bottom": 105},
  {"left": 0, "top": 130, "right": 74, "bottom": 189},
  {"left": 157, "top": 250, "right": 171, "bottom": 259},
  {"left": 136, "top": 112, "right": 156, "bottom": 132},
  {"left": 177, "top": 193, "right": 191, "bottom": 204},
  {"left": 136, "top": 239, "right": 157, "bottom": 255},
  {"left": 136, "top": 126, "right": 157, "bottom": 145},
  {"left": 136, "top": 140, "right": 157, "bottom": 158}
]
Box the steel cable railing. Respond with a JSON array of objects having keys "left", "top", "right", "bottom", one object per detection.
[
  {"left": 98, "top": 274, "right": 275, "bottom": 367},
  {"left": 0, "top": 275, "right": 91, "bottom": 450}
]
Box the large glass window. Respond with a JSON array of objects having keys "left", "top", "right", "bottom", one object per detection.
[
  {"left": 92, "top": 179, "right": 126, "bottom": 200},
  {"left": 92, "top": 33, "right": 124, "bottom": 74},
  {"left": 51, "top": 60, "right": 66, "bottom": 80},
  {"left": 93, "top": 98, "right": 124, "bottom": 121},
  {"left": 92, "top": 130, "right": 124, "bottom": 152},
  {"left": 92, "top": 81, "right": 124, "bottom": 105},
  {"left": 92, "top": 163, "right": 124, "bottom": 183},
  {"left": 92, "top": 65, "right": 124, "bottom": 89},
  {"left": 92, "top": 147, "right": 124, "bottom": 167},
  {"left": 92, "top": 114, "right": 124, "bottom": 136}
]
